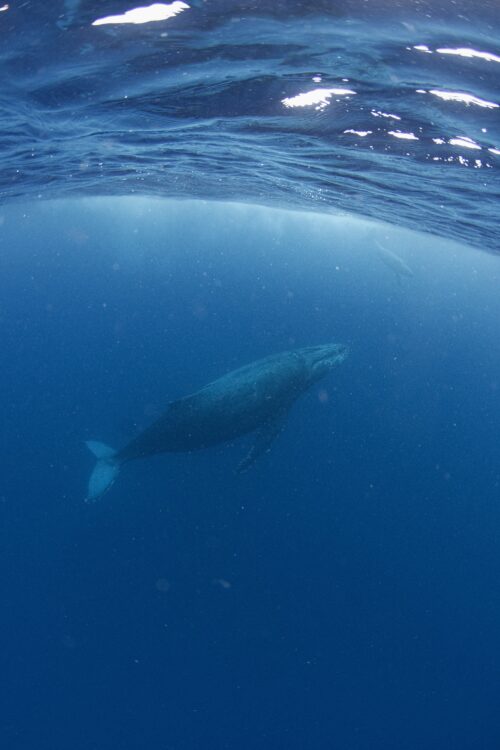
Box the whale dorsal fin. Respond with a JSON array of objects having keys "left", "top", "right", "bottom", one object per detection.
[{"left": 235, "top": 410, "right": 288, "bottom": 474}]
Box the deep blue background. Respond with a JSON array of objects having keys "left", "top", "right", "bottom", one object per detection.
[{"left": 1, "top": 199, "right": 500, "bottom": 749}]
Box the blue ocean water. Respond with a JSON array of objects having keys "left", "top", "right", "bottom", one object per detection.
[{"left": 1, "top": 3, "right": 500, "bottom": 750}]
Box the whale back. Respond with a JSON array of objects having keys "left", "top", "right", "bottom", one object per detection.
[{"left": 117, "top": 350, "right": 308, "bottom": 460}]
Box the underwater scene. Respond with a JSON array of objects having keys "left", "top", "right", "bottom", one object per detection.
[{"left": 1, "top": 2, "right": 499, "bottom": 749}]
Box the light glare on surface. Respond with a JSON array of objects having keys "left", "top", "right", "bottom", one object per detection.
[
  {"left": 282, "top": 87, "right": 356, "bottom": 111},
  {"left": 92, "top": 2, "right": 189, "bottom": 26},
  {"left": 449, "top": 137, "right": 481, "bottom": 150},
  {"left": 371, "top": 110, "right": 401, "bottom": 120},
  {"left": 344, "top": 130, "right": 372, "bottom": 137},
  {"left": 413, "top": 45, "right": 500, "bottom": 64},
  {"left": 436, "top": 47, "right": 500, "bottom": 64},
  {"left": 429, "top": 89, "right": 498, "bottom": 109},
  {"left": 388, "top": 131, "right": 419, "bottom": 140}
]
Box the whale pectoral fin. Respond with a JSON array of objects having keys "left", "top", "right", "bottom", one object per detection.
[{"left": 236, "top": 411, "right": 287, "bottom": 474}]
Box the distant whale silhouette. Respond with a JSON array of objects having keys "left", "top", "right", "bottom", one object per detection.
[
  {"left": 375, "top": 240, "right": 414, "bottom": 282},
  {"left": 85, "top": 343, "right": 348, "bottom": 502}
]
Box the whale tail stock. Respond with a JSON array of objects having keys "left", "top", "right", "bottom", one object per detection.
[{"left": 85, "top": 440, "right": 120, "bottom": 502}]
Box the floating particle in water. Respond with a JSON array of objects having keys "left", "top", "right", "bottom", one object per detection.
[
  {"left": 212, "top": 578, "right": 231, "bottom": 590},
  {"left": 155, "top": 578, "right": 171, "bottom": 592},
  {"left": 318, "top": 388, "right": 329, "bottom": 403}
]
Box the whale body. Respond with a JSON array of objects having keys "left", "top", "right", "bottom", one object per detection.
[{"left": 85, "top": 342, "right": 348, "bottom": 502}]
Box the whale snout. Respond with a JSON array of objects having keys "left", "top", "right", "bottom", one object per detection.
[
  {"left": 303, "top": 342, "right": 349, "bottom": 379},
  {"left": 318, "top": 342, "right": 349, "bottom": 363},
  {"left": 325, "top": 343, "right": 349, "bottom": 368}
]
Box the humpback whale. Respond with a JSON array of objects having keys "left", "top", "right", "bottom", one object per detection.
[{"left": 85, "top": 343, "right": 348, "bottom": 502}]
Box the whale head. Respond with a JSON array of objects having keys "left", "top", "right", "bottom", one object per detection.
[{"left": 301, "top": 342, "right": 348, "bottom": 382}]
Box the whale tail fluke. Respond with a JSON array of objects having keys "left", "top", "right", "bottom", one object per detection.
[{"left": 85, "top": 440, "right": 120, "bottom": 502}]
